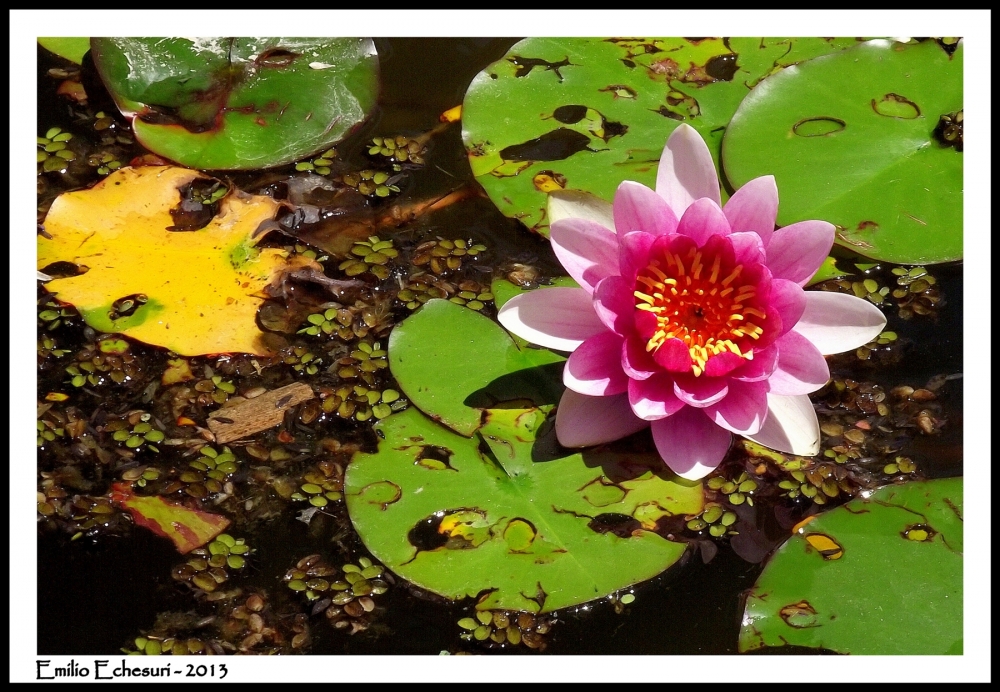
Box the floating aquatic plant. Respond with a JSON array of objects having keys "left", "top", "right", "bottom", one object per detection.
[{"left": 498, "top": 124, "right": 887, "bottom": 479}]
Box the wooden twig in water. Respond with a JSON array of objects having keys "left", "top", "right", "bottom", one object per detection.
[{"left": 207, "top": 382, "right": 315, "bottom": 443}]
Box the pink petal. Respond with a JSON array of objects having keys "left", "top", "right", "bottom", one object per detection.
[
  {"left": 549, "top": 217, "right": 621, "bottom": 294},
  {"left": 555, "top": 389, "right": 649, "bottom": 448},
  {"left": 564, "top": 332, "right": 629, "bottom": 396},
  {"left": 651, "top": 406, "right": 732, "bottom": 480},
  {"left": 769, "top": 278, "right": 806, "bottom": 335},
  {"left": 703, "top": 379, "right": 768, "bottom": 435},
  {"left": 744, "top": 393, "right": 820, "bottom": 456},
  {"left": 655, "top": 123, "right": 721, "bottom": 217},
  {"left": 652, "top": 337, "right": 694, "bottom": 373},
  {"left": 703, "top": 351, "right": 746, "bottom": 378},
  {"left": 628, "top": 374, "right": 686, "bottom": 420},
  {"left": 618, "top": 231, "right": 656, "bottom": 284},
  {"left": 497, "top": 287, "right": 605, "bottom": 352},
  {"left": 766, "top": 220, "right": 835, "bottom": 286},
  {"left": 673, "top": 373, "right": 729, "bottom": 408},
  {"left": 613, "top": 181, "right": 679, "bottom": 236},
  {"left": 592, "top": 276, "right": 634, "bottom": 336},
  {"left": 768, "top": 330, "right": 831, "bottom": 396},
  {"left": 675, "top": 198, "right": 731, "bottom": 247},
  {"left": 728, "top": 231, "right": 765, "bottom": 267},
  {"left": 793, "top": 291, "right": 888, "bottom": 355},
  {"left": 731, "top": 346, "right": 778, "bottom": 382},
  {"left": 547, "top": 189, "right": 615, "bottom": 230},
  {"left": 723, "top": 175, "right": 778, "bottom": 247},
  {"left": 622, "top": 336, "right": 657, "bottom": 380}
]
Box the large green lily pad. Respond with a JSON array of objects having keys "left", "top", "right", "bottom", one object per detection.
[
  {"left": 461, "top": 37, "right": 865, "bottom": 236},
  {"left": 739, "top": 478, "right": 963, "bottom": 654},
  {"left": 388, "top": 298, "right": 565, "bottom": 436},
  {"left": 345, "top": 405, "right": 703, "bottom": 612},
  {"left": 723, "top": 39, "right": 962, "bottom": 265},
  {"left": 90, "top": 37, "right": 379, "bottom": 170}
]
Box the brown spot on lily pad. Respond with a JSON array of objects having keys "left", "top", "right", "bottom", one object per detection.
[
  {"left": 902, "top": 523, "right": 937, "bottom": 542},
  {"left": 804, "top": 532, "right": 844, "bottom": 560},
  {"left": 872, "top": 92, "right": 920, "bottom": 119},
  {"left": 414, "top": 445, "right": 456, "bottom": 472},
  {"left": 793, "top": 117, "right": 846, "bottom": 137},
  {"left": 356, "top": 480, "right": 402, "bottom": 510},
  {"left": 779, "top": 600, "right": 820, "bottom": 629}
]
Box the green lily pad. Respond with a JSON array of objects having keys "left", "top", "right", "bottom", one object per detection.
[
  {"left": 90, "top": 37, "right": 379, "bottom": 170},
  {"left": 461, "top": 37, "right": 865, "bottom": 236},
  {"left": 723, "top": 40, "right": 962, "bottom": 265},
  {"left": 38, "top": 37, "right": 91, "bottom": 65},
  {"left": 739, "top": 478, "right": 962, "bottom": 654},
  {"left": 388, "top": 298, "right": 565, "bottom": 436},
  {"left": 345, "top": 405, "right": 703, "bottom": 612}
]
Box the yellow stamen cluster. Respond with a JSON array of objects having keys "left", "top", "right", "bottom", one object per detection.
[{"left": 634, "top": 246, "right": 765, "bottom": 377}]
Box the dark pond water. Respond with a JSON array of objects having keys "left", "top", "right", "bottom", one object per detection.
[{"left": 25, "top": 32, "right": 982, "bottom": 679}]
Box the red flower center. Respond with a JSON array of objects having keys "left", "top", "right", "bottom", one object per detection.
[{"left": 633, "top": 238, "right": 767, "bottom": 377}]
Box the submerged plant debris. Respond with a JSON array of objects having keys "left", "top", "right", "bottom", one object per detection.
[{"left": 35, "top": 37, "right": 963, "bottom": 658}]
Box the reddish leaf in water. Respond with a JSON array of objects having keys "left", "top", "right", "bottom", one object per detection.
[{"left": 110, "top": 482, "right": 230, "bottom": 554}]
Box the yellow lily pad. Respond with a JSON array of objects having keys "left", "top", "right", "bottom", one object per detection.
[{"left": 37, "top": 166, "right": 295, "bottom": 356}]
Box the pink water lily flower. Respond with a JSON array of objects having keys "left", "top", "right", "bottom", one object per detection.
[{"left": 498, "top": 124, "right": 887, "bottom": 480}]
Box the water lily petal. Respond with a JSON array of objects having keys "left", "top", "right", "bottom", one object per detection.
[
  {"left": 728, "top": 231, "right": 766, "bottom": 267},
  {"left": 622, "top": 336, "right": 657, "bottom": 380},
  {"left": 613, "top": 180, "right": 679, "bottom": 237},
  {"left": 675, "top": 198, "right": 731, "bottom": 246},
  {"left": 703, "top": 351, "right": 746, "bottom": 378},
  {"left": 731, "top": 345, "right": 778, "bottom": 382},
  {"left": 793, "top": 291, "right": 888, "bottom": 355},
  {"left": 652, "top": 337, "right": 694, "bottom": 373},
  {"left": 547, "top": 189, "right": 615, "bottom": 230},
  {"left": 673, "top": 373, "right": 729, "bottom": 408},
  {"left": 564, "top": 331, "right": 628, "bottom": 396},
  {"left": 744, "top": 393, "right": 820, "bottom": 456},
  {"left": 769, "top": 278, "right": 806, "bottom": 335},
  {"left": 768, "top": 330, "right": 831, "bottom": 396},
  {"left": 651, "top": 406, "right": 732, "bottom": 480},
  {"left": 593, "top": 275, "right": 634, "bottom": 335},
  {"left": 549, "top": 217, "right": 621, "bottom": 294},
  {"left": 723, "top": 175, "right": 778, "bottom": 247},
  {"left": 704, "top": 379, "right": 768, "bottom": 435},
  {"left": 628, "top": 373, "right": 686, "bottom": 420},
  {"left": 497, "top": 287, "right": 605, "bottom": 352},
  {"left": 655, "top": 123, "right": 721, "bottom": 216},
  {"left": 618, "top": 231, "right": 657, "bottom": 284},
  {"left": 766, "top": 220, "right": 835, "bottom": 285},
  {"left": 555, "top": 389, "right": 649, "bottom": 447}
]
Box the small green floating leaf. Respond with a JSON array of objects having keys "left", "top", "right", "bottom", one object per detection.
[
  {"left": 90, "top": 37, "right": 379, "bottom": 170},
  {"left": 345, "top": 406, "right": 703, "bottom": 613},
  {"left": 388, "top": 298, "right": 565, "bottom": 436},
  {"left": 739, "top": 478, "right": 962, "bottom": 655},
  {"left": 723, "top": 40, "right": 962, "bottom": 265}
]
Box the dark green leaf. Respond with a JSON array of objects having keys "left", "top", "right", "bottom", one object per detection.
[{"left": 91, "top": 37, "right": 379, "bottom": 170}]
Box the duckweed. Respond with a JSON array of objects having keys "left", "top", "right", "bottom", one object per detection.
[
  {"left": 368, "top": 134, "right": 427, "bottom": 165},
  {"left": 37, "top": 126, "right": 77, "bottom": 173},
  {"left": 457, "top": 608, "right": 555, "bottom": 650},
  {"left": 339, "top": 169, "right": 401, "bottom": 198},
  {"left": 340, "top": 236, "right": 399, "bottom": 280},
  {"left": 294, "top": 148, "right": 338, "bottom": 176},
  {"left": 412, "top": 238, "right": 487, "bottom": 275}
]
